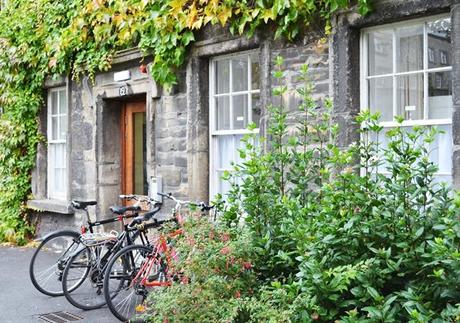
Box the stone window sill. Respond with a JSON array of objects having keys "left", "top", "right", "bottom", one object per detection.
[{"left": 27, "top": 199, "right": 74, "bottom": 215}]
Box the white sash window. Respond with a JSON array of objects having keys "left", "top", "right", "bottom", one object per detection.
[
  {"left": 47, "top": 87, "right": 68, "bottom": 200},
  {"left": 210, "top": 51, "right": 261, "bottom": 198},
  {"left": 361, "top": 16, "right": 453, "bottom": 183}
]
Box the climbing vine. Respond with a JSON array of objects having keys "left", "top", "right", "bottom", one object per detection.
[{"left": 0, "top": 0, "right": 370, "bottom": 243}]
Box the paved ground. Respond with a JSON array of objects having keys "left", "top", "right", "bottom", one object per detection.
[{"left": 0, "top": 246, "right": 117, "bottom": 323}]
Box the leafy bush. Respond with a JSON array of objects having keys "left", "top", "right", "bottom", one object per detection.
[{"left": 146, "top": 57, "right": 460, "bottom": 322}]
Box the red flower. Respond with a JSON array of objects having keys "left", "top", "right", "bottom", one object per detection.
[
  {"left": 243, "top": 261, "right": 252, "bottom": 270},
  {"left": 235, "top": 290, "right": 241, "bottom": 299}
]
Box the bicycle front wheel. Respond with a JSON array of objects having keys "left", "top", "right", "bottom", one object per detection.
[
  {"left": 104, "top": 244, "right": 155, "bottom": 322},
  {"left": 29, "top": 230, "right": 80, "bottom": 296}
]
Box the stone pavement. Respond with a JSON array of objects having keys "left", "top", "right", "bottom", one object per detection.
[{"left": 0, "top": 246, "right": 117, "bottom": 323}]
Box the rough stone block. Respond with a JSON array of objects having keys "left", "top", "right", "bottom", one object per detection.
[
  {"left": 158, "top": 167, "right": 182, "bottom": 187},
  {"left": 175, "top": 156, "right": 187, "bottom": 168},
  {"left": 98, "top": 163, "right": 120, "bottom": 186}
]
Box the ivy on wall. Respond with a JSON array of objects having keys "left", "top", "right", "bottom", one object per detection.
[{"left": 0, "top": 0, "right": 370, "bottom": 243}]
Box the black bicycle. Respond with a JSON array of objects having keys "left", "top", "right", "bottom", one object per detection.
[
  {"left": 61, "top": 195, "right": 162, "bottom": 310},
  {"left": 29, "top": 197, "right": 146, "bottom": 297}
]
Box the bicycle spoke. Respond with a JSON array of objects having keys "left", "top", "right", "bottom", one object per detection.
[{"left": 30, "top": 231, "right": 80, "bottom": 296}]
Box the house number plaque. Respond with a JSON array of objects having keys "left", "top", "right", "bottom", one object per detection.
[{"left": 119, "top": 85, "right": 128, "bottom": 96}]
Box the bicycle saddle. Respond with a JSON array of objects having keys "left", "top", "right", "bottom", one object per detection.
[
  {"left": 110, "top": 205, "right": 141, "bottom": 215},
  {"left": 71, "top": 200, "right": 97, "bottom": 209}
]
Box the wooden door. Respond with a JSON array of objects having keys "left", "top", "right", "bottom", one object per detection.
[{"left": 121, "top": 101, "right": 147, "bottom": 196}]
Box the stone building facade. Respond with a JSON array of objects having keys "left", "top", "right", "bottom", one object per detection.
[{"left": 28, "top": 0, "right": 460, "bottom": 235}]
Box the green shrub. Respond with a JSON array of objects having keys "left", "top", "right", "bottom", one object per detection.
[{"left": 145, "top": 57, "right": 460, "bottom": 322}]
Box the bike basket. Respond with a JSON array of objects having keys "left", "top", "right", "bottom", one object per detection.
[{"left": 80, "top": 231, "right": 118, "bottom": 246}]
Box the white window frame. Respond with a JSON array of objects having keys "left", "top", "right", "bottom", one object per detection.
[
  {"left": 209, "top": 50, "right": 260, "bottom": 199},
  {"left": 47, "top": 87, "right": 68, "bottom": 200},
  {"left": 360, "top": 14, "right": 453, "bottom": 179}
]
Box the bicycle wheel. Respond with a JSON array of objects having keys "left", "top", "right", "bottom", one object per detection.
[
  {"left": 62, "top": 242, "right": 113, "bottom": 310},
  {"left": 29, "top": 230, "right": 80, "bottom": 296},
  {"left": 104, "top": 244, "right": 156, "bottom": 322}
]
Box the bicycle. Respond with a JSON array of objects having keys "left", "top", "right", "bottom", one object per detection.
[
  {"left": 29, "top": 199, "right": 142, "bottom": 297},
  {"left": 103, "top": 192, "right": 215, "bottom": 322},
  {"left": 61, "top": 195, "right": 162, "bottom": 310},
  {"left": 29, "top": 195, "right": 156, "bottom": 297}
]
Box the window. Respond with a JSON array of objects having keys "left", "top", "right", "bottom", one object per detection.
[
  {"left": 440, "top": 50, "right": 448, "bottom": 65},
  {"left": 209, "top": 51, "right": 261, "bottom": 198},
  {"left": 361, "top": 16, "right": 453, "bottom": 182},
  {"left": 47, "top": 87, "right": 68, "bottom": 200},
  {"left": 428, "top": 47, "right": 435, "bottom": 63}
]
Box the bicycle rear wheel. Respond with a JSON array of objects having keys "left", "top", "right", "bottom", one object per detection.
[
  {"left": 29, "top": 230, "right": 80, "bottom": 296},
  {"left": 104, "top": 244, "right": 157, "bottom": 322},
  {"left": 62, "top": 243, "right": 112, "bottom": 310}
]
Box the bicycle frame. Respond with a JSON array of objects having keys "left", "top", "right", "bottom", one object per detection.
[{"left": 132, "top": 228, "right": 183, "bottom": 288}]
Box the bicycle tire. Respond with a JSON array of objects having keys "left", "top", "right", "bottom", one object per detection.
[
  {"left": 62, "top": 243, "right": 111, "bottom": 310},
  {"left": 104, "top": 244, "right": 155, "bottom": 322},
  {"left": 29, "top": 230, "right": 81, "bottom": 297}
]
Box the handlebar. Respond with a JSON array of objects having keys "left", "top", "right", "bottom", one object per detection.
[
  {"left": 158, "top": 192, "right": 216, "bottom": 212},
  {"left": 119, "top": 194, "right": 162, "bottom": 206}
]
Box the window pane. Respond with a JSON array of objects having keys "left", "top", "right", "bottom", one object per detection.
[
  {"left": 59, "top": 115, "right": 67, "bottom": 140},
  {"left": 368, "top": 30, "right": 393, "bottom": 76},
  {"left": 427, "top": 18, "right": 451, "bottom": 69},
  {"left": 216, "top": 96, "right": 230, "bottom": 130},
  {"left": 217, "top": 135, "right": 234, "bottom": 169},
  {"left": 54, "top": 143, "right": 65, "bottom": 168},
  {"left": 396, "top": 25, "right": 423, "bottom": 72},
  {"left": 252, "top": 93, "right": 261, "bottom": 127},
  {"left": 369, "top": 77, "right": 393, "bottom": 122},
  {"left": 430, "top": 124, "right": 452, "bottom": 175},
  {"left": 59, "top": 89, "right": 67, "bottom": 115},
  {"left": 428, "top": 71, "right": 452, "bottom": 119},
  {"left": 396, "top": 73, "right": 424, "bottom": 120},
  {"left": 233, "top": 95, "right": 248, "bottom": 129},
  {"left": 51, "top": 116, "right": 59, "bottom": 140},
  {"left": 216, "top": 60, "right": 230, "bottom": 94},
  {"left": 251, "top": 53, "right": 260, "bottom": 90},
  {"left": 49, "top": 142, "right": 67, "bottom": 197},
  {"left": 51, "top": 91, "right": 58, "bottom": 115},
  {"left": 232, "top": 57, "right": 248, "bottom": 92}
]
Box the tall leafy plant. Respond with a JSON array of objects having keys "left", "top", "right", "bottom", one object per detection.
[{"left": 147, "top": 58, "right": 460, "bottom": 322}]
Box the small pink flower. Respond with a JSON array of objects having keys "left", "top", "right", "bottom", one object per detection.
[
  {"left": 221, "top": 233, "right": 230, "bottom": 242},
  {"left": 220, "top": 246, "right": 231, "bottom": 255},
  {"left": 235, "top": 290, "right": 241, "bottom": 299}
]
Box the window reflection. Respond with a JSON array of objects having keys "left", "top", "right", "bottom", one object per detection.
[{"left": 427, "top": 18, "right": 451, "bottom": 69}]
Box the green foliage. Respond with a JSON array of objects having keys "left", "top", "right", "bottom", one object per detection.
[
  {"left": 144, "top": 59, "right": 460, "bottom": 322},
  {"left": 143, "top": 215, "right": 257, "bottom": 322},
  {"left": 0, "top": 0, "right": 370, "bottom": 243}
]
